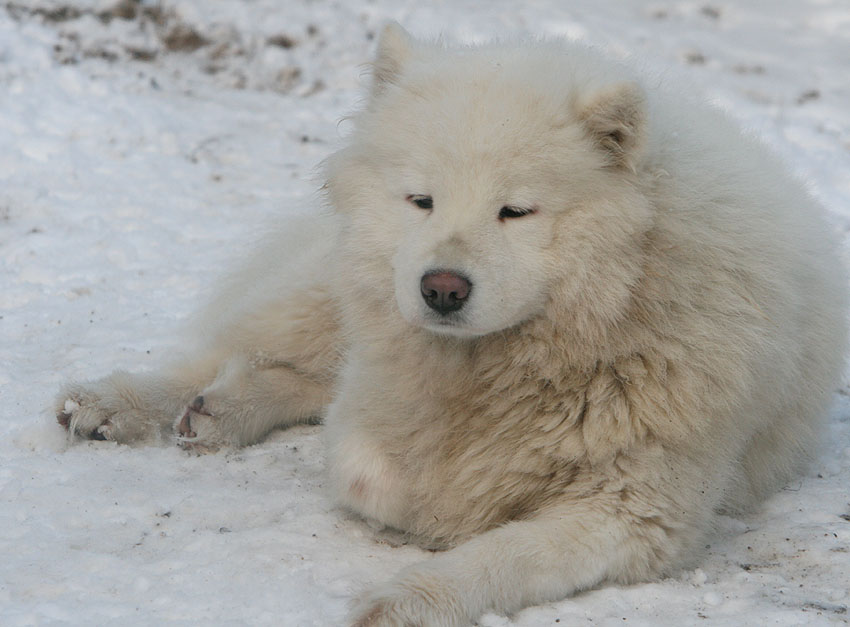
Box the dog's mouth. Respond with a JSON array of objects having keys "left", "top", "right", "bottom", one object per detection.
[{"left": 419, "top": 314, "right": 488, "bottom": 339}]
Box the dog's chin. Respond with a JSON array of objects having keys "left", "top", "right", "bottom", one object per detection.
[
  {"left": 421, "top": 320, "right": 484, "bottom": 339},
  {"left": 409, "top": 312, "right": 498, "bottom": 339},
  {"left": 397, "top": 300, "right": 505, "bottom": 339}
]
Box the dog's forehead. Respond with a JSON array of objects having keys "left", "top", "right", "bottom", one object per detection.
[
  {"left": 389, "top": 77, "right": 572, "bottom": 165},
  {"left": 359, "top": 49, "right": 603, "bottom": 202},
  {"left": 414, "top": 60, "right": 565, "bottom": 125}
]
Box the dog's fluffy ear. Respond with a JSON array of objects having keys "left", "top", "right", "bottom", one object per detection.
[
  {"left": 371, "top": 22, "right": 414, "bottom": 97},
  {"left": 576, "top": 82, "right": 646, "bottom": 171}
]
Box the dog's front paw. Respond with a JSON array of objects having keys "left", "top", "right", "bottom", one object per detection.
[{"left": 350, "top": 574, "right": 467, "bottom": 627}]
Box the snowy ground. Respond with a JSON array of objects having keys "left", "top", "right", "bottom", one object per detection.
[{"left": 2, "top": 1, "right": 849, "bottom": 625}]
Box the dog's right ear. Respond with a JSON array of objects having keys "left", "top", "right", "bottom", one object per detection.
[{"left": 371, "top": 22, "right": 414, "bottom": 97}]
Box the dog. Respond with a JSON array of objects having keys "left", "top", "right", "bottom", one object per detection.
[{"left": 56, "top": 23, "right": 848, "bottom": 626}]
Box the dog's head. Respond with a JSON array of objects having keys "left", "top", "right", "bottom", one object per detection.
[{"left": 326, "top": 24, "right": 653, "bottom": 339}]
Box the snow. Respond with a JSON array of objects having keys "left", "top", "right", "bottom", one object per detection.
[{"left": 1, "top": 1, "right": 849, "bottom": 625}]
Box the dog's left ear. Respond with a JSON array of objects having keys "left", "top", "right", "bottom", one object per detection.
[
  {"left": 371, "top": 22, "right": 414, "bottom": 97},
  {"left": 576, "top": 82, "right": 646, "bottom": 171}
]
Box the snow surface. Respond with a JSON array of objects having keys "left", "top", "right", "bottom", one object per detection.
[{"left": 2, "top": 1, "right": 850, "bottom": 625}]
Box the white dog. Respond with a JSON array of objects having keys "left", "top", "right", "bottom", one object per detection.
[{"left": 56, "top": 24, "right": 848, "bottom": 626}]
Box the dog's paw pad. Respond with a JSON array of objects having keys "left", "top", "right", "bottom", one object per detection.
[
  {"left": 175, "top": 399, "right": 222, "bottom": 454},
  {"left": 177, "top": 409, "right": 197, "bottom": 439}
]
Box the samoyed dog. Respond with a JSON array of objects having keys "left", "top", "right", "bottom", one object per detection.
[{"left": 56, "top": 24, "right": 847, "bottom": 626}]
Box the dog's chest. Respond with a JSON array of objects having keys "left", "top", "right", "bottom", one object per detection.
[{"left": 326, "top": 351, "right": 589, "bottom": 544}]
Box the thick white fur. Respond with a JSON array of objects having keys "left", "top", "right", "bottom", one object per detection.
[{"left": 56, "top": 24, "right": 847, "bottom": 627}]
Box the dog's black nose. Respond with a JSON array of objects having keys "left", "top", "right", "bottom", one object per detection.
[{"left": 421, "top": 271, "right": 471, "bottom": 315}]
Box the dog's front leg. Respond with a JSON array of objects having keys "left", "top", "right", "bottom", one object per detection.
[{"left": 349, "top": 487, "right": 699, "bottom": 627}]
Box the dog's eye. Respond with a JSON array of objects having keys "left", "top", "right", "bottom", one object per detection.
[
  {"left": 499, "top": 206, "right": 536, "bottom": 220},
  {"left": 406, "top": 195, "right": 433, "bottom": 210}
]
